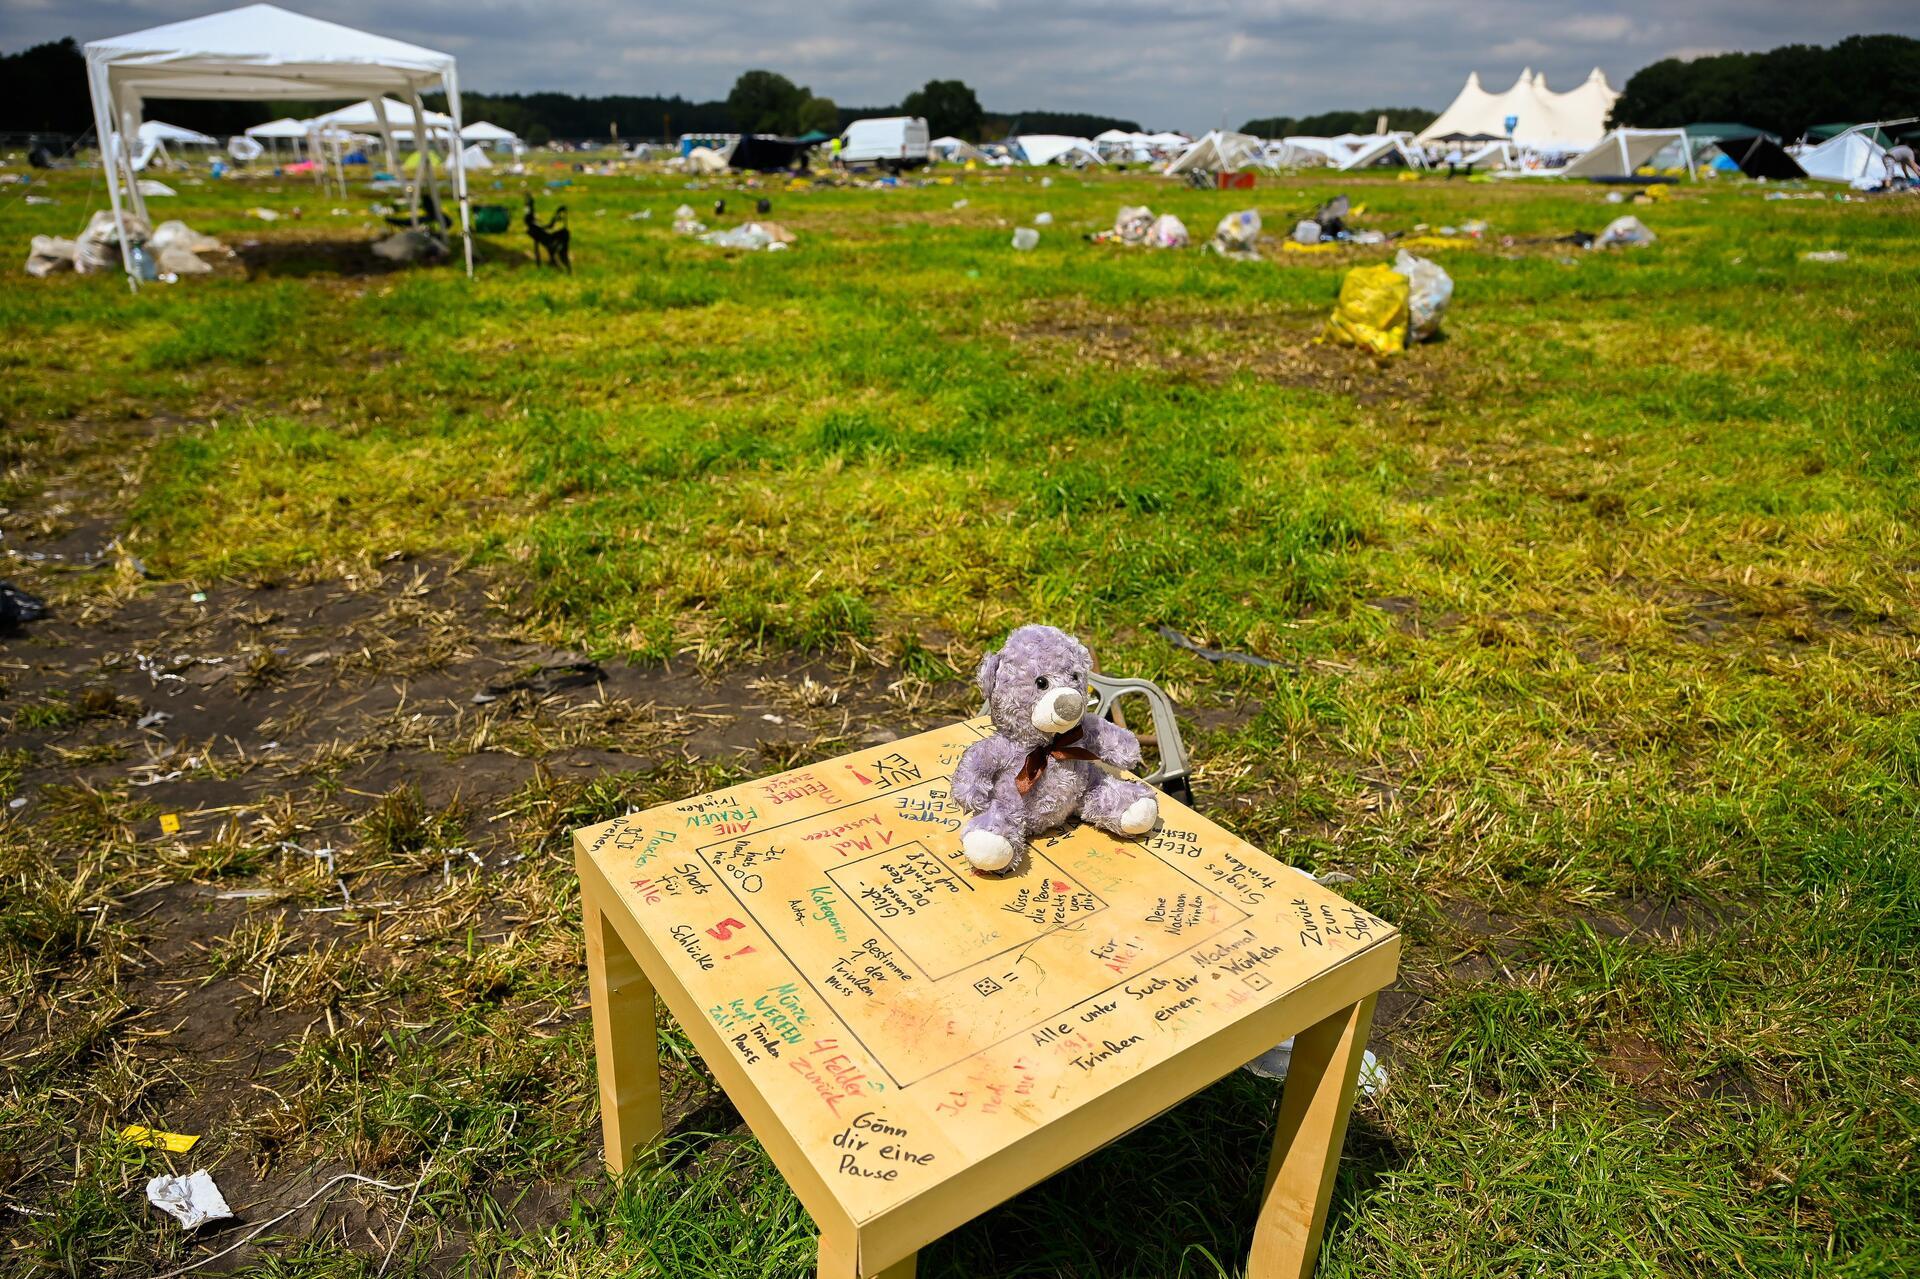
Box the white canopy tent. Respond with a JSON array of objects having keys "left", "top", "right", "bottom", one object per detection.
[
  {"left": 931, "top": 135, "right": 991, "bottom": 163},
  {"left": 140, "top": 120, "right": 217, "bottom": 146},
  {"left": 246, "top": 115, "right": 309, "bottom": 139},
  {"left": 1561, "top": 128, "right": 1694, "bottom": 180},
  {"left": 459, "top": 120, "right": 521, "bottom": 150},
  {"left": 84, "top": 4, "right": 473, "bottom": 285},
  {"left": 1015, "top": 135, "right": 1103, "bottom": 167},
  {"left": 1163, "top": 130, "right": 1263, "bottom": 174}
]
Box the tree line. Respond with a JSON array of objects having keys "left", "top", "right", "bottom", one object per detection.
[
  {"left": 1610, "top": 34, "right": 1920, "bottom": 139},
  {"left": 0, "top": 43, "right": 1137, "bottom": 144},
  {"left": 1240, "top": 107, "right": 1438, "bottom": 138}
]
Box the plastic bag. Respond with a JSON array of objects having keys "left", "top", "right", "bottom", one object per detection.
[
  {"left": 1595, "top": 215, "right": 1655, "bottom": 249},
  {"left": 1148, "top": 213, "right": 1188, "bottom": 248},
  {"left": 1292, "top": 218, "right": 1321, "bottom": 245},
  {"left": 73, "top": 209, "right": 148, "bottom": 274},
  {"left": 1392, "top": 249, "right": 1452, "bottom": 342},
  {"left": 149, "top": 221, "right": 224, "bottom": 255},
  {"left": 1211, "top": 209, "right": 1261, "bottom": 255},
  {"left": 156, "top": 245, "right": 213, "bottom": 275},
  {"left": 1011, "top": 227, "right": 1039, "bottom": 250},
  {"left": 25, "top": 235, "right": 75, "bottom": 277},
  {"left": 1115, "top": 205, "right": 1153, "bottom": 244},
  {"left": 1322, "top": 264, "right": 1409, "bottom": 356}
]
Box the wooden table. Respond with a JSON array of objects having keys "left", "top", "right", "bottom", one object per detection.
[{"left": 574, "top": 718, "right": 1399, "bottom": 1278}]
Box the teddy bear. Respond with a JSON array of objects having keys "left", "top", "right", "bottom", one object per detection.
[{"left": 951, "top": 625, "right": 1160, "bottom": 872}]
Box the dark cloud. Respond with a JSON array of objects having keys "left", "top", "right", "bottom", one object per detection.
[{"left": 7, "top": 0, "right": 1917, "bottom": 130}]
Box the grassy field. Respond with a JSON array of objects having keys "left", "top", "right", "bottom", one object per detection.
[{"left": 1, "top": 153, "right": 1917, "bottom": 1277}]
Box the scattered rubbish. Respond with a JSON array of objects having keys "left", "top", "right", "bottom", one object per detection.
[
  {"left": 70, "top": 209, "right": 149, "bottom": 274},
  {"left": 24, "top": 195, "right": 55, "bottom": 205},
  {"left": 712, "top": 198, "right": 727, "bottom": 216},
  {"left": 1801, "top": 250, "right": 1848, "bottom": 263},
  {"left": 1348, "top": 229, "right": 1387, "bottom": 245},
  {"left": 188, "top": 590, "right": 207, "bottom": 603},
  {"left": 625, "top": 208, "right": 652, "bottom": 220},
  {"left": 1040, "top": 176, "right": 1053, "bottom": 187},
  {"left": 952, "top": 198, "right": 969, "bottom": 209},
  {"left": 1033, "top": 211, "right": 1053, "bottom": 225},
  {"left": 146, "top": 1169, "right": 233, "bottom": 1230},
  {"left": 1106, "top": 205, "right": 1154, "bottom": 244},
  {"left": 159, "top": 813, "right": 181, "bottom": 835},
  {"left": 1291, "top": 219, "right": 1322, "bottom": 245},
  {"left": 25, "top": 235, "right": 78, "bottom": 277},
  {"left": 371, "top": 229, "right": 448, "bottom": 263},
  {"left": 1154, "top": 624, "right": 1286, "bottom": 669},
  {"left": 1209, "top": 208, "right": 1261, "bottom": 256},
  {"left": 473, "top": 659, "right": 603, "bottom": 705},
  {"left": 1557, "top": 231, "right": 1596, "bottom": 249},
  {"left": 1147, "top": 213, "right": 1189, "bottom": 249},
  {"left": 756, "top": 197, "right": 772, "bottom": 215},
  {"left": 1594, "top": 215, "right": 1655, "bottom": 249},
  {"left": 215, "top": 888, "right": 276, "bottom": 900},
  {"left": 0, "top": 582, "right": 47, "bottom": 631},
  {"left": 247, "top": 206, "right": 280, "bottom": 221},
  {"left": 8, "top": 798, "right": 26, "bottom": 810},
  {"left": 1011, "top": 226, "right": 1040, "bottom": 251},
  {"left": 121, "top": 1125, "right": 200, "bottom": 1153},
  {"left": 1245, "top": 1040, "right": 1387, "bottom": 1097},
  {"left": 1398, "top": 235, "right": 1475, "bottom": 250},
  {"left": 1392, "top": 249, "right": 1452, "bottom": 343},
  {"left": 1322, "top": 264, "right": 1410, "bottom": 356},
  {"left": 1314, "top": 194, "right": 1351, "bottom": 236},
  {"left": 135, "top": 179, "right": 176, "bottom": 197},
  {"left": 1315, "top": 869, "right": 1358, "bottom": 886},
  {"left": 699, "top": 221, "right": 797, "bottom": 251},
  {"left": 671, "top": 204, "right": 706, "bottom": 234},
  {"left": 136, "top": 710, "right": 172, "bottom": 730},
  {"left": 1280, "top": 240, "right": 1337, "bottom": 255}
]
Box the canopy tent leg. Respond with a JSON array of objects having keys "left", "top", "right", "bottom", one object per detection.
[
  {"left": 84, "top": 52, "right": 138, "bottom": 291},
  {"left": 406, "top": 92, "right": 431, "bottom": 229},
  {"left": 118, "top": 100, "right": 149, "bottom": 226},
  {"left": 443, "top": 67, "right": 474, "bottom": 279},
  {"left": 372, "top": 95, "right": 397, "bottom": 179}
]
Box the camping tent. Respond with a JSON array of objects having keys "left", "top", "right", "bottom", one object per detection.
[
  {"left": 1014, "top": 135, "right": 1103, "bottom": 166},
  {"left": 459, "top": 143, "right": 492, "bottom": 170},
  {"left": 1164, "top": 130, "right": 1262, "bottom": 174},
  {"left": 1561, "top": 128, "right": 1694, "bottom": 179},
  {"left": 1796, "top": 121, "right": 1915, "bottom": 184},
  {"left": 1418, "top": 68, "right": 1617, "bottom": 151},
  {"left": 931, "top": 136, "right": 991, "bottom": 163},
  {"left": 84, "top": 3, "right": 473, "bottom": 284},
  {"left": 1333, "top": 133, "right": 1425, "bottom": 171},
  {"left": 1260, "top": 140, "right": 1327, "bottom": 168},
  {"left": 1702, "top": 130, "right": 1806, "bottom": 180}
]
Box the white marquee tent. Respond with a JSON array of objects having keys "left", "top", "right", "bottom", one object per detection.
[
  {"left": 1561, "top": 128, "right": 1694, "bottom": 180},
  {"left": 246, "top": 115, "right": 309, "bottom": 139},
  {"left": 459, "top": 120, "right": 521, "bottom": 149},
  {"left": 84, "top": 3, "right": 473, "bottom": 284},
  {"left": 1418, "top": 68, "right": 1618, "bottom": 152}
]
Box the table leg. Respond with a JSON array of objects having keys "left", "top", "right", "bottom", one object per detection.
[
  {"left": 1248, "top": 994, "right": 1377, "bottom": 1279},
  {"left": 817, "top": 1229, "right": 916, "bottom": 1279},
  {"left": 584, "top": 890, "right": 664, "bottom": 1174}
]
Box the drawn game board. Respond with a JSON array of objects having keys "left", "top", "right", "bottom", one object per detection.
[{"left": 576, "top": 717, "right": 1398, "bottom": 1230}]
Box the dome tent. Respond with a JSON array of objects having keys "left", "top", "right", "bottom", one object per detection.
[{"left": 84, "top": 4, "right": 474, "bottom": 285}]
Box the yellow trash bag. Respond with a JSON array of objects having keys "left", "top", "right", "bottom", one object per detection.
[{"left": 1322, "top": 264, "right": 1409, "bottom": 355}]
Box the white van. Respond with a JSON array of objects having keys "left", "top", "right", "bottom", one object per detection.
[{"left": 837, "top": 116, "right": 930, "bottom": 170}]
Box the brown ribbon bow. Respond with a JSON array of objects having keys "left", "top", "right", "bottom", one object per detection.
[{"left": 1014, "top": 724, "right": 1100, "bottom": 796}]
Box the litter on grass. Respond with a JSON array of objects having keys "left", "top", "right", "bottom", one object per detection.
[
  {"left": 1147, "top": 212, "right": 1189, "bottom": 248},
  {"left": 1323, "top": 263, "right": 1409, "bottom": 356},
  {"left": 1011, "top": 227, "right": 1040, "bottom": 250},
  {"left": 1209, "top": 208, "right": 1261, "bottom": 256},
  {"left": 1595, "top": 215, "right": 1656, "bottom": 249},
  {"left": 1802, "top": 250, "right": 1848, "bottom": 262},
  {"left": 146, "top": 1170, "right": 233, "bottom": 1230},
  {"left": 121, "top": 1124, "right": 199, "bottom": 1153},
  {"left": 1393, "top": 249, "right": 1452, "bottom": 342}
]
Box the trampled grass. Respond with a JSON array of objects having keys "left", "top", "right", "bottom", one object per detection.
[{"left": 0, "top": 156, "right": 1916, "bottom": 1276}]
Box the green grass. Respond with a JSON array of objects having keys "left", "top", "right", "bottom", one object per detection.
[{"left": 0, "top": 154, "right": 1916, "bottom": 1275}]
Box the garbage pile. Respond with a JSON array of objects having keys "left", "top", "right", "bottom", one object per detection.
[
  {"left": 698, "top": 221, "right": 796, "bottom": 251},
  {"left": 1321, "top": 250, "right": 1453, "bottom": 356},
  {"left": 25, "top": 213, "right": 231, "bottom": 280},
  {"left": 1208, "top": 209, "right": 1261, "bottom": 257},
  {"left": 1087, "top": 205, "right": 1197, "bottom": 250}
]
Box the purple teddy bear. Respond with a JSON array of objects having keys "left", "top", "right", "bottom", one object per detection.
[{"left": 952, "top": 625, "right": 1160, "bottom": 872}]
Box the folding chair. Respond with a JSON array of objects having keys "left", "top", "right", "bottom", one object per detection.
[{"left": 1088, "top": 672, "right": 1194, "bottom": 806}]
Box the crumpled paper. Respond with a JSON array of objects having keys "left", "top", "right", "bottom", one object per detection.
[{"left": 146, "top": 1169, "right": 233, "bottom": 1230}]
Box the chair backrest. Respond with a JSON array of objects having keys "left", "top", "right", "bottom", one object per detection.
[{"left": 1088, "top": 673, "right": 1194, "bottom": 805}]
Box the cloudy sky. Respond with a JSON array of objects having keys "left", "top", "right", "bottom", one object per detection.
[{"left": 9, "top": 1, "right": 1918, "bottom": 130}]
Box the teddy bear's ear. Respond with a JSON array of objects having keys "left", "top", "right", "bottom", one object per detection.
[{"left": 976, "top": 650, "right": 1001, "bottom": 701}]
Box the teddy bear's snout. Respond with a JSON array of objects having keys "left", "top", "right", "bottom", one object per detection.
[{"left": 1031, "top": 686, "right": 1086, "bottom": 735}]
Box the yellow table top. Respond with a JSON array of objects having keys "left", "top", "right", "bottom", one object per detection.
[{"left": 575, "top": 717, "right": 1398, "bottom": 1233}]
